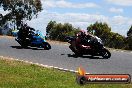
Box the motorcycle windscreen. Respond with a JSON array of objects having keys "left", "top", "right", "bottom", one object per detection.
[{"left": 36, "top": 31, "right": 46, "bottom": 42}]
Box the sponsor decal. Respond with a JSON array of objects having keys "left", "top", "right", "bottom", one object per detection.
[{"left": 76, "top": 67, "right": 131, "bottom": 85}]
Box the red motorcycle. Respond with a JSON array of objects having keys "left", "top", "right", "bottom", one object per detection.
[{"left": 66, "top": 36, "right": 111, "bottom": 59}]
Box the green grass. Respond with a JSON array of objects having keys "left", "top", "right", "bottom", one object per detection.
[{"left": 0, "top": 58, "right": 132, "bottom": 88}]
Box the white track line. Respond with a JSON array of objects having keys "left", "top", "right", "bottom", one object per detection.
[{"left": 0, "top": 56, "right": 86, "bottom": 73}]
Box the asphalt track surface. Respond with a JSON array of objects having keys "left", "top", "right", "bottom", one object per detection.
[{"left": 0, "top": 36, "right": 132, "bottom": 75}]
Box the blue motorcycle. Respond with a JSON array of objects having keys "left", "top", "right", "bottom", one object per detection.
[{"left": 15, "top": 28, "right": 51, "bottom": 50}]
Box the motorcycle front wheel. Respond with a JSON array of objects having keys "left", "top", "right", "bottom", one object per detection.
[
  {"left": 101, "top": 48, "right": 111, "bottom": 59},
  {"left": 43, "top": 42, "right": 51, "bottom": 50}
]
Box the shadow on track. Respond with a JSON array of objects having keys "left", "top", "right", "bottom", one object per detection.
[
  {"left": 67, "top": 54, "right": 108, "bottom": 59},
  {"left": 10, "top": 46, "right": 46, "bottom": 50},
  {"left": 11, "top": 46, "right": 23, "bottom": 49}
]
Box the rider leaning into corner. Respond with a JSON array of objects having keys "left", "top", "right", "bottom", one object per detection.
[
  {"left": 70, "top": 30, "right": 102, "bottom": 53},
  {"left": 75, "top": 30, "right": 94, "bottom": 49},
  {"left": 68, "top": 30, "right": 111, "bottom": 58},
  {"left": 17, "top": 23, "right": 35, "bottom": 41},
  {"left": 69, "top": 30, "right": 91, "bottom": 53}
]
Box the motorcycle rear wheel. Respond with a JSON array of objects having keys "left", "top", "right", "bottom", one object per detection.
[
  {"left": 18, "top": 41, "right": 28, "bottom": 48},
  {"left": 69, "top": 45, "right": 83, "bottom": 56}
]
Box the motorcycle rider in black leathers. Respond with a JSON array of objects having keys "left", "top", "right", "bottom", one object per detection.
[{"left": 18, "top": 23, "right": 35, "bottom": 41}]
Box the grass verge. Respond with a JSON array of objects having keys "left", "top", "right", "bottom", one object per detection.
[{"left": 0, "top": 57, "right": 132, "bottom": 88}]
